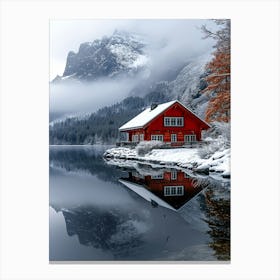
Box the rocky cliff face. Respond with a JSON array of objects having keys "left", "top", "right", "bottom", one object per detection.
[{"left": 55, "top": 30, "right": 148, "bottom": 82}]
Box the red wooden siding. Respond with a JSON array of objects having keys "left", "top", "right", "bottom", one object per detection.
[
  {"left": 128, "top": 170, "right": 203, "bottom": 209},
  {"left": 125, "top": 101, "right": 209, "bottom": 143}
]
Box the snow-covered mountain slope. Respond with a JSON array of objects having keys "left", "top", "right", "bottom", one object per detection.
[
  {"left": 170, "top": 53, "right": 211, "bottom": 99},
  {"left": 53, "top": 30, "right": 149, "bottom": 82},
  {"left": 168, "top": 53, "right": 213, "bottom": 119}
]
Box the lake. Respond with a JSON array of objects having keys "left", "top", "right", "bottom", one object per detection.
[{"left": 49, "top": 145, "right": 230, "bottom": 262}]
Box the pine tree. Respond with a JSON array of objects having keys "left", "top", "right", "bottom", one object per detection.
[{"left": 201, "top": 20, "right": 230, "bottom": 123}]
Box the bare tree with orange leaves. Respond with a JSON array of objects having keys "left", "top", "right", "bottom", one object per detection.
[{"left": 201, "top": 20, "right": 230, "bottom": 123}]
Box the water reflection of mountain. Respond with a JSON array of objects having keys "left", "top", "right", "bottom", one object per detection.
[
  {"left": 49, "top": 146, "right": 124, "bottom": 182},
  {"left": 50, "top": 201, "right": 213, "bottom": 261},
  {"left": 120, "top": 169, "right": 208, "bottom": 211},
  {"left": 50, "top": 165, "right": 217, "bottom": 260},
  {"left": 49, "top": 146, "right": 230, "bottom": 261},
  {"left": 51, "top": 205, "right": 144, "bottom": 259}
]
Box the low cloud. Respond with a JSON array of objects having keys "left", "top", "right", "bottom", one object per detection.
[{"left": 50, "top": 75, "right": 146, "bottom": 117}]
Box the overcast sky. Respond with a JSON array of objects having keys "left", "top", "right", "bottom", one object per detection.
[{"left": 50, "top": 19, "right": 216, "bottom": 80}]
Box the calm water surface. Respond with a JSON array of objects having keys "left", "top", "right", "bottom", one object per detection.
[{"left": 49, "top": 145, "right": 230, "bottom": 261}]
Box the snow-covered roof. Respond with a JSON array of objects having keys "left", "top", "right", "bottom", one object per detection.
[
  {"left": 119, "top": 100, "right": 176, "bottom": 131},
  {"left": 119, "top": 179, "right": 176, "bottom": 211},
  {"left": 119, "top": 100, "right": 210, "bottom": 131}
]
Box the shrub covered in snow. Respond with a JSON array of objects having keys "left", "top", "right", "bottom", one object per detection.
[
  {"left": 203, "top": 121, "right": 230, "bottom": 145},
  {"left": 135, "top": 141, "right": 164, "bottom": 156},
  {"left": 198, "top": 135, "right": 224, "bottom": 159},
  {"left": 199, "top": 121, "right": 230, "bottom": 159}
]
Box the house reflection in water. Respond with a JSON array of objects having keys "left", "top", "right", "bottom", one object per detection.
[{"left": 120, "top": 169, "right": 205, "bottom": 211}]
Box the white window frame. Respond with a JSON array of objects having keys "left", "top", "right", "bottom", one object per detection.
[
  {"left": 132, "top": 134, "right": 139, "bottom": 142},
  {"left": 171, "top": 134, "right": 177, "bottom": 142},
  {"left": 176, "top": 117, "right": 183, "bottom": 126},
  {"left": 171, "top": 170, "right": 177, "bottom": 180},
  {"left": 151, "top": 135, "right": 163, "bottom": 141},
  {"left": 120, "top": 132, "right": 129, "bottom": 142},
  {"left": 139, "top": 134, "right": 144, "bottom": 141},
  {"left": 164, "top": 186, "right": 184, "bottom": 196},
  {"left": 176, "top": 186, "right": 184, "bottom": 195},
  {"left": 184, "top": 134, "right": 196, "bottom": 143},
  {"left": 164, "top": 117, "right": 184, "bottom": 127}
]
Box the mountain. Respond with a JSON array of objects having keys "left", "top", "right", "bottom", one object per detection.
[
  {"left": 49, "top": 30, "right": 213, "bottom": 144},
  {"left": 168, "top": 53, "right": 212, "bottom": 119},
  {"left": 53, "top": 30, "right": 148, "bottom": 83}
]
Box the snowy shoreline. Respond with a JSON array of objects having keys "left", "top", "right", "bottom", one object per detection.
[{"left": 103, "top": 146, "right": 230, "bottom": 178}]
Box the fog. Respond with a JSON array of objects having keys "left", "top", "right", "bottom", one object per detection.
[
  {"left": 50, "top": 19, "right": 217, "bottom": 119},
  {"left": 129, "top": 20, "right": 215, "bottom": 79},
  {"left": 50, "top": 76, "right": 143, "bottom": 117}
]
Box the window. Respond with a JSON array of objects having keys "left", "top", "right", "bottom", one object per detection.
[
  {"left": 139, "top": 134, "right": 144, "bottom": 141},
  {"left": 177, "top": 187, "right": 183, "bottom": 195},
  {"left": 151, "top": 174, "right": 164, "bottom": 179},
  {"left": 164, "top": 117, "right": 184, "bottom": 127},
  {"left": 171, "top": 187, "right": 176, "bottom": 195},
  {"left": 151, "top": 135, "right": 163, "bottom": 141},
  {"left": 164, "top": 118, "right": 170, "bottom": 126},
  {"left": 171, "top": 170, "right": 177, "bottom": 180},
  {"left": 164, "top": 186, "right": 184, "bottom": 196},
  {"left": 171, "top": 134, "right": 177, "bottom": 142},
  {"left": 177, "top": 118, "right": 183, "bottom": 126},
  {"left": 132, "top": 134, "right": 139, "bottom": 142},
  {"left": 184, "top": 134, "right": 196, "bottom": 142},
  {"left": 120, "top": 132, "right": 129, "bottom": 142},
  {"left": 165, "top": 187, "right": 170, "bottom": 195}
]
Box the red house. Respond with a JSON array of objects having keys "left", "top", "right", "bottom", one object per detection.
[
  {"left": 119, "top": 100, "right": 210, "bottom": 145},
  {"left": 120, "top": 170, "right": 205, "bottom": 211}
]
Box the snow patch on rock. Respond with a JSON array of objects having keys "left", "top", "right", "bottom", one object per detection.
[{"left": 109, "top": 44, "right": 148, "bottom": 69}]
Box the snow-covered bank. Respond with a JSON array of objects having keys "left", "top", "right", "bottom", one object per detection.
[{"left": 103, "top": 146, "right": 230, "bottom": 178}]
